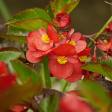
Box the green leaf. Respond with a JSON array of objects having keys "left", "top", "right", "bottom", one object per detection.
[
  {"left": 11, "top": 60, "right": 41, "bottom": 84},
  {"left": 0, "top": 51, "right": 21, "bottom": 62},
  {"left": 79, "top": 80, "right": 111, "bottom": 109},
  {"left": 7, "top": 8, "right": 51, "bottom": 24},
  {"left": 100, "top": 58, "right": 112, "bottom": 68},
  {"left": 7, "top": 8, "right": 51, "bottom": 36},
  {"left": 82, "top": 63, "right": 112, "bottom": 80},
  {"left": 7, "top": 18, "right": 48, "bottom": 36},
  {"left": 40, "top": 57, "right": 51, "bottom": 88},
  {"left": 50, "top": 0, "right": 80, "bottom": 15}
]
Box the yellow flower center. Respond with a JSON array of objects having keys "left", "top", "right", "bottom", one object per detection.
[
  {"left": 69, "top": 40, "right": 76, "bottom": 46},
  {"left": 57, "top": 56, "right": 68, "bottom": 64},
  {"left": 103, "top": 40, "right": 108, "bottom": 43},
  {"left": 41, "top": 34, "right": 50, "bottom": 43},
  {"left": 79, "top": 56, "right": 88, "bottom": 62}
]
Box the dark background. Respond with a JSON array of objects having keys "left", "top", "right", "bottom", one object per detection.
[{"left": 0, "top": 0, "right": 112, "bottom": 34}]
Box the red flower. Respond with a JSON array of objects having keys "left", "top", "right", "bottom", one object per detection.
[
  {"left": 69, "top": 32, "right": 87, "bottom": 53},
  {"left": 49, "top": 44, "right": 83, "bottom": 82},
  {"left": 55, "top": 12, "right": 71, "bottom": 28},
  {"left": 96, "top": 39, "right": 112, "bottom": 51},
  {"left": 0, "top": 75, "right": 16, "bottom": 93},
  {"left": 0, "top": 62, "right": 16, "bottom": 93},
  {"left": 59, "top": 91, "right": 93, "bottom": 112},
  {"left": 0, "top": 61, "right": 9, "bottom": 76},
  {"left": 26, "top": 24, "right": 59, "bottom": 63}
]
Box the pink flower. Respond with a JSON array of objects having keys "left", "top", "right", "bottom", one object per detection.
[
  {"left": 59, "top": 91, "right": 93, "bottom": 112},
  {"left": 68, "top": 32, "right": 87, "bottom": 53},
  {"left": 55, "top": 12, "right": 71, "bottom": 28},
  {"left": 96, "top": 39, "right": 112, "bottom": 51},
  {"left": 48, "top": 43, "right": 83, "bottom": 82},
  {"left": 26, "top": 24, "right": 59, "bottom": 63}
]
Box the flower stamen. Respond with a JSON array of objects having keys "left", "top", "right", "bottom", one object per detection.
[
  {"left": 57, "top": 56, "right": 68, "bottom": 64},
  {"left": 41, "top": 34, "right": 50, "bottom": 43},
  {"left": 69, "top": 40, "right": 76, "bottom": 46}
]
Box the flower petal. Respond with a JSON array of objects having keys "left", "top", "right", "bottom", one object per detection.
[
  {"left": 26, "top": 50, "right": 42, "bottom": 63},
  {"left": 49, "top": 59, "right": 74, "bottom": 79},
  {"left": 75, "top": 40, "right": 87, "bottom": 53},
  {"left": 0, "top": 62, "right": 9, "bottom": 76},
  {"left": 66, "top": 60, "right": 83, "bottom": 82},
  {"left": 71, "top": 32, "right": 81, "bottom": 41},
  {"left": 34, "top": 29, "right": 53, "bottom": 51},
  {"left": 52, "top": 44, "right": 76, "bottom": 56},
  {"left": 47, "top": 24, "right": 59, "bottom": 43},
  {"left": 0, "top": 75, "right": 16, "bottom": 93},
  {"left": 78, "top": 48, "right": 91, "bottom": 56}
]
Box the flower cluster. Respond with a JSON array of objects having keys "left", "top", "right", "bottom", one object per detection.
[{"left": 26, "top": 12, "right": 90, "bottom": 82}]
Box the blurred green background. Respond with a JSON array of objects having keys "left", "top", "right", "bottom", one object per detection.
[{"left": 0, "top": 0, "right": 112, "bottom": 34}]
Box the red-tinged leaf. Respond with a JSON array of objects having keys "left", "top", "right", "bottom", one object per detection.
[
  {"left": 0, "top": 80, "right": 42, "bottom": 111},
  {"left": 79, "top": 80, "right": 111, "bottom": 109},
  {"left": 0, "top": 60, "right": 43, "bottom": 111},
  {"left": 52, "top": 44, "right": 76, "bottom": 56},
  {"left": 50, "top": 0, "right": 80, "bottom": 15}
]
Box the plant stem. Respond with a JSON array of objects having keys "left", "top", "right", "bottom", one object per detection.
[
  {"left": 89, "top": 16, "right": 112, "bottom": 47},
  {"left": 0, "top": 0, "right": 11, "bottom": 21},
  {"left": 62, "top": 81, "right": 70, "bottom": 92}
]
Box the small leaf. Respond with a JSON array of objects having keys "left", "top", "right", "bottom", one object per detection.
[
  {"left": 7, "top": 8, "right": 51, "bottom": 24},
  {"left": 8, "top": 18, "right": 48, "bottom": 36},
  {"left": 50, "top": 0, "right": 80, "bottom": 15},
  {"left": 11, "top": 60, "right": 41, "bottom": 84},
  {"left": 100, "top": 58, "right": 112, "bottom": 68},
  {"left": 7, "top": 8, "right": 51, "bottom": 36},
  {"left": 79, "top": 80, "right": 111, "bottom": 109},
  {"left": 0, "top": 51, "right": 21, "bottom": 62},
  {"left": 82, "top": 63, "right": 112, "bottom": 80}
]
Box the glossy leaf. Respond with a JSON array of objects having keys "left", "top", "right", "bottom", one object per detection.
[
  {"left": 50, "top": 0, "right": 80, "bottom": 15},
  {"left": 7, "top": 8, "right": 51, "bottom": 36},
  {"left": 79, "top": 80, "right": 111, "bottom": 109},
  {"left": 82, "top": 63, "right": 112, "bottom": 80},
  {"left": 0, "top": 51, "right": 21, "bottom": 62},
  {"left": 11, "top": 60, "right": 41, "bottom": 84},
  {"left": 7, "top": 8, "right": 51, "bottom": 24},
  {"left": 8, "top": 18, "right": 48, "bottom": 35}
]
